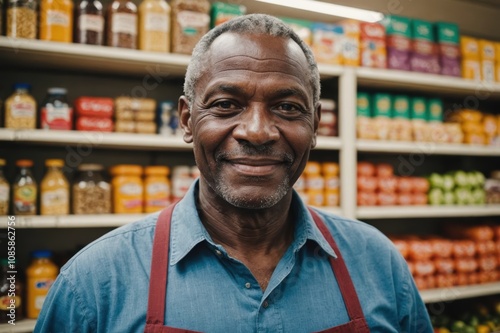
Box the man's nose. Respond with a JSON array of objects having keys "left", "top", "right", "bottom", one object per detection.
[{"left": 232, "top": 104, "right": 280, "bottom": 146}]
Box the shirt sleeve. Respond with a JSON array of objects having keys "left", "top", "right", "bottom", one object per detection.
[{"left": 34, "top": 272, "right": 94, "bottom": 333}]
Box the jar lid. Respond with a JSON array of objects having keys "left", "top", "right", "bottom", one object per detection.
[
  {"left": 48, "top": 87, "right": 68, "bottom": 95},
  {"left": 32, "top": 250, "right": 53, "bottom": 259},
  {"left": 16, "top": 159, "right": 33, "bottom": 167},
  {"left": 78, "top": 164, "right": 104, "bottom": 171},
  {"left": 145, "top": 166, "right": 169, "bottom": 176},
  {"left": 0, "top": 159, "right": 5, "bottom": 166},
  {"left": 13, "top": 83, "right": 31, "bottom": 91},
  {"left": 304, "top": 161, "right": 321, "bottom": 175},
  {"left": 46, "top": 159, "right": 64, "bottom": 167},
  {"left": 322, "top": 162, "right": 339, "bottom": 176},
  {"left": 110, "top": 165, "right": 143, "bottom": 176}
]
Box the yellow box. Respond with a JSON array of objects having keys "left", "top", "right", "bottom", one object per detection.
[
  {"left": 460, "top": 36, "right": 479, "bottom": 60},
  {"left": 340, "top": 20, "right": 360, "bottom": 66},
  {"left": 496, "top": 63, "right": 500, "bottom": 83},
  {"left": 462, "top": 59, "right": 481, "bottom": 80},
  {"left": 481, "top": 60, "right": 496, "bottom": 82},
  {"left": 496, "top": 43, "right": 500, "bottom": 62},
  {"left": 478, "top": 39, "right": 496, "bottom": 60}
]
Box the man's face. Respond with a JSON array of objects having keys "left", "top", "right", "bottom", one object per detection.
[{"left": 180, "top": 32, "right": 320, "bottom": 209}]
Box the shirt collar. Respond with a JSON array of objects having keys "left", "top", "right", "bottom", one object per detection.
[{"left": 169, "top": 179, "right": 337, "bottom": 266}]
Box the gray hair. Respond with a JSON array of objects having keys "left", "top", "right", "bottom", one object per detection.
[{"left": 183, "top": 14, "right": 321, "bottom": 108}]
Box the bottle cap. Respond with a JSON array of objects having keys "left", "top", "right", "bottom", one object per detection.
[
  {"left": 78, "top": 164, "right": 104, "bottom": 172},
  {"left": 13, "top": 83, "right": 31, "bottom": 91},
  {"left": 110, "top": 165, "right": 143, "bottom": 176},
  {"left": 16, "top": 159, "right": 33, "bottom": 167},
  {"left": 32, "top": 250, "right": 53, "bottom": 259},
  {"left": 48, "top": 87, "right": 68, "bottom": 95},
  {"left": 145, "top": 166, "right": 169, "bottom": 176},
  {"left": 45, "top": 159, "right": 64, "bottom": 167}
]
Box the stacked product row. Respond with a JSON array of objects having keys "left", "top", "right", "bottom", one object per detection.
[
  {"left": 356, "top": 92, "right": 500, "bottom": 146},
  {"left": 294, "top": 161, "right": 340, "bottom": 207},
  {"left": 391, "top": 224, "right": 500, "bottom": 290},
  {"left": 0, "top": 158, "right": 199, "bottom": 216}
]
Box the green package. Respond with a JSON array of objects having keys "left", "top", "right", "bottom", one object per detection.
[
  {"left": 412, "top": 19, "right": 435, "bottom": 42},
  {"left": 411, "top": 97, "right": 427, "bottom": 121},
  {"left": 211, "top": 2, "right": 246, "bottom": 28},
  {"left": 357, "top": 92, "right": 371, "bottom": 117},
  {"left": 381, "top": 15, "right": 412, "bottom": 38},
  {"left": 435, "top": 22, "right": 460, "bottom": 45},
  {"left": 427, "top": 98, "right": 443, "bottom": 122},
  {"left": 392, "top": 95, "right": 410, "bottom": 119},
  {"left": 372, "top": 93, "right": 392, "bottom": 118}
]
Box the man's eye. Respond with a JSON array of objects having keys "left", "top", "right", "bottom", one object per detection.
[
  {"left": 214, "top": 101, "right": 235, "bottom": 109},
  {"left": 276, "top": 103, "right": 301, "bottom": 112}
]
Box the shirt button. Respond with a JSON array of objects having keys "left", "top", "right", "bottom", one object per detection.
[
  {"left": 215, "top": 250, "right": 222, "bottom": 256},
  {"left": 245, "top": 282, "right": 251, "bottom": 289},
  {"left": 263, "top": 301, "right": 269, "bottom": 308}
]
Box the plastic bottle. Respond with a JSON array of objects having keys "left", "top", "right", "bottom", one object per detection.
[
  {"left": 110, "top": 165, "right": 143, "bottom": 213},
  {"left": 26, "top": 250, "right": 58, "bottom": 319},
  {"left": 138, "top": 0, "right": 170, "bottom": 52},
  {"left": 40, "top": 0, "right": 74, "bottom": 42},
  {"left": 0, "top": 258, "right": 23, "bottom": 323},
  {"left": 41, "top": 159, "right": 69, "bottom": 215},
  {"left": 0, "top": 159, "right": 9, "bottom": 215},
  {"left": 40, "top": 88, "right": 73, "bottom": 130},
  {"left": 144, "top": 166, "right": 171, "bottom": 213},
  {"left": 12, "top": 160, "right": 37, "bottom": 215}
]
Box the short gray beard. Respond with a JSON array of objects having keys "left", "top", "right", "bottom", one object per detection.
[{"left": 214, "top": 174, "right": 291, "bottom": 209}]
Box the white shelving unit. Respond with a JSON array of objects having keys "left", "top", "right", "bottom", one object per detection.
[
  {"left": 357, "top": 205, "right": 500, "bottom": 219},
  {"left": 0, "top": 319, "right": 37, "bottom": 333},
  {"left": 357, "top": 140, "right": 500, "bottom": 156},
  {"left": 0, "top": 214, "right": 149, "bottom": 228}
]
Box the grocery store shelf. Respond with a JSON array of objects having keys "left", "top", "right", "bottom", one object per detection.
[
  {"left": 1, "top": 214, "right": 149, "bottom": 228},
  {"left": 0, "top": 129, "right": 192, "bottom": 151},
  {"left": 0, "top": 319, "right": 36, "bottom": 333},
  {"left": 421, "top": 282, "right": 500, "bottom": 304},
  {"left": 0, "top": 36, "right": 191, "bottom": 77},
  {"left": 317, "top": 64, "right": 345, "bottom": 78},
  {"left": 357, "top": 140, "right": 500, "bottom": 156},
  {"left": 314, "top": 136, "right": 342, "bottom": 150},
  {"left": 356, "top": 66, "right": 500, "bottom": 98},
  {"left": 356, "top": 205, "right": 500, "bottom": 219}
]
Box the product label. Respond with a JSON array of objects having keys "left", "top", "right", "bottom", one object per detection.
[
  {"left": 112, "top": 13, "right": 137, "bottom": 35},
  {"left": 11, "top": 102, "right": 36, "bottom": 118},
  {"left": 120, "top": 183, "right": 142, "bottom": 196},
  {"left": 325, "top": 177, "right": 340, "bottom": 189},
  {"left": 178, "top": 11, "right": 209, "bottom": 33},
  {"left": 0, "top": 296, "right": 21, "bottom": 310},
  {"left": 47, "top": 10, "right": 70, "bottom": 27},
  {"left": 147, "top": 183, "right": 169, "bottom": 195},
  {"left": 145, "top": 13, "right": 169, "bottom": 32},
  {"left": 14, "top": 185, "right": 36, "bottom": 212},
  {"left": 79, "top": 14, "right": 104, "bottom": 33},
  {"left": 42, "top": 188, "right": 69, "bottom": 207},
  {"left": 41, "top": 106, "right": 73, "bottom": 130},
  {"left": 0, "top": 184, "right": 8, "bottom": 201},
  {"left": 172, "top": 177, "right": 194, "bottom": 198},
  {"left": 306, "top": 177, "right": 324, "bottom": 190}
]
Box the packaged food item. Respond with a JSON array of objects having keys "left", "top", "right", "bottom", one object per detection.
[
  {"left": 427, "top": 98, "right": 443, "bottom": 122},
  {"left": 281, "top": 17, "right": 313, "bottom": 46},
  {"left": 106, "top": 0, "right": 137, "bottom": 49},
  {"left": 318, "top": 99, "right": 337, "bottom": 136},
  {"left": 481, "top": 60, "right": 496, "bottom": 82},
  {"left": 138, "top": 0, "right": 170, "bottom": 52},
  {"left": 171, "top": 165, "right": 194, "bottom": 201},
  {"left": 410, "top": 19, "right": 440, "bottom": 74},
  {"left": 144, "top": 166, "right": 171, "bottom": 213},
  {"left": 110, "top": 165, "right": 143, "bottom": 213},
  {"left": 40, "top": 0, "right": 73, "bottom": 42},
  {"left": 479, "top": 39, "right": 496, "bottom": 61},
  {"left": 76, "top": 117, "right": 114, "bottom": 132},
  {"left": 74, "top": 97, "right": 114, "bottom": 118},
  {"left": 357, "top": 191, "right": 377, "bottom": 206},
  {"left": 340, "top": 19, "right": 360, "bottom": 66},
  {"left": 376, "top": 192, "right": 397, "bottom": 205},
  {"left": 157, "top": 101, "right": 180, "bottom": 136},
  {"left": 360, "top": 22, "right": 386, "bottom": 68},
  {"left": 26, "top": 250, "right": 59, "bottom": 319},
  {"left": 311, "top": 23, "right": 344, "bottom": 65},
  {"left": 460, "top": 36, "right": 479, "bottom": 59},
  {"left": 462, "top": 58, "right": 481, "bottom": 81},
  {"left": 390, "top": 95, "right": 411, "bottom": 141},
  {"left": 4, "top": 83, "right": 37, "bottom": 129},
  {"left": 171, "top": 0, "right": 210, "bottom": 55},
  {"left": 382, "top": 15, "right": 412, "bottom": 71},
  {"left": 303, "top": 162, "right": 324, "bottom": 207},
  {"left": 74, "top": 0, "right": 104, "bottom": 45},
  {"left": 356, "top": 92, "right": 376, "bottom": 140},
  {"left": 6, "top": 0, "right": 37, "bottom": 39},
  {"left": 435, "top": 22, "right": 461, "bottom": 77},
  {"left": 40, "top": 88, "right": 73, "bottom": 130},
  {"left": 372, "top": 93, "right": 392, "bottom": 140},
  {"left": 40, "top": 159, "right": 69, "bottom": 216},
  {"left": 0, "top": 160, "right": 9, "bottom": 215},
  {"left": 357, "top": 161, "right": 375, "bottom": 177},
  {"left": 211, "top": 2, "right": 246, "bottom": 28},
  {"left": 72, "top": 164, "right": 111, "bottom": 214},
  {"left": 0, "top": 258, "right": 23, "bottom": 323},
  {"left": 115, "top": 97, "right": 156, "bottom": 118},
  {"left": 293, "top": 174, "right": 308, "bottom": 205},
  {"left": 323, "top": 162, "right": 339, "bottom": 207},
  {"left": 13, "top": 159, "right": 37, "bottom": 215},
  {"left": 115, "top": 120, "right": 156, "bottom": 133}
]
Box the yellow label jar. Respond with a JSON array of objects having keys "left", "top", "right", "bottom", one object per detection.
[
  {"left": 138, "top": 0, "right": 170, "bottom": 52},
  {"left": 110, "top": 165, "right": 143, "bottom": 214},
  {"left": 144, "top": 166, "right": 171, "bottom": 213},
  {"left": 304, "top": 161, "right": 324, "bottom": 207},
  {"left": 41, "top": 159, "right": 69, "bottom": 215},
  {"left": 322, "top": 162, "right": 340, "bottom": 207},
  {"left": 26, "top": 250, "right": 59, "bottom": 319},
  {"left": 40, "top": 0, "right": 73, "bottom": 42}
]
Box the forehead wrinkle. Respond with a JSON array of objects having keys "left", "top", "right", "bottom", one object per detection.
[{"left": 211, "top": 53, "right": 307, "bottom": 70}]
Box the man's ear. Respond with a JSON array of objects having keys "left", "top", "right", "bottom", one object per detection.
[
  {"left": 311, "top": 102, "right": 321, "bottom": 149},
  {"left": 179, "top": 95, "right": 193, "bottom": 143}
]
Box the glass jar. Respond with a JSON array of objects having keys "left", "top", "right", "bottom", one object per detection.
[
  {"left": 12, "top": 159, "right": 37, "bottom": 215},
  {"left": 0, "top": 159, "right": 9, "bottom": 215},
  {"left": 138, "top": 0, "right": 170, "bottom": 52},
  {"left": 72, "top": 164, "right": 111, "bottom": 214},
  {"left": 170, "top": 0, "right": 210, "bottom": 55},
  {"left": 106, "top": 0, "right": 137, "bottom": 49},
  {"left": 40, "top": 87, "right": 73, "bottom": 130},
  {"left": 0, "top": 258, "right": 23, "bottom": 323},
  {"left": 171, "top": 165, "right": 193, "bottom": 201},
  {"left": 74, "top": 0, "right": 104, "bottom": 45},
  {"left": 322, "top": 162, "right": 339, "bottom": 207},
  {"left": 144, "top": 166, "right": 170, "bottom": 213},
  {"left": 4, "top": 83, "right": 37, "bottom": 129},
  {"left": 6, "top": 0, "right": 37, "bottom": 39},
  {"left": 40, "top": 0, "right": 73, "bottom": 42},
  {"left": 26, "top": 250, "right": 58, "bottom": 319},
  {"left": 40, "top": 159, "right": 69, "bottom": 215},
  {"left": 110, "top": 165, "right": 143, "bottom": 213},
  {"left": 304, "top": 161, "right": 324, "bottom": 207}
]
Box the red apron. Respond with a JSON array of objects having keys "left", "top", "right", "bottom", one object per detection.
[{"left": 144, "top": 204, "right": 370, "bottom": 333}]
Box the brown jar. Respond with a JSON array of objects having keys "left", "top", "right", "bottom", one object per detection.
[
  {"left": 106, "top": 0, "right": 138, "bottom": 49},
  {"left": 74, "top": 0, "right": 104, "bottom": 45}
]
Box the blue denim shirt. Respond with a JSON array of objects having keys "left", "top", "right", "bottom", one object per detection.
[{"left": 35, "top": 180, "right": 432, "bottom": 333}]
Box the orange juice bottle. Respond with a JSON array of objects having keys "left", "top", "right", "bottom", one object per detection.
[
  {"left": 26, "top": 250, "right": 59, "bottom": 319},
  {"left": 110, "top": 165, "right": 143, "bottom": 213},
  {"left": 304, "top": 161, "right": 324, "bottom": 207},
  {"left": 144, "top": 166, "right": 171, "bottom": 213},
  {"left": 323, "top": 162, "right": 340, "bottom": 207}
]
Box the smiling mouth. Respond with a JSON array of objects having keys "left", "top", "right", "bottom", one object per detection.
[{"left": 228, "top": 158, "right": 284, "bottom": 176}]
